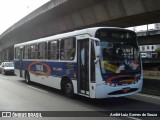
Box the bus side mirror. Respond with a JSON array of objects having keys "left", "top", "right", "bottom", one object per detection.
[
  {"left": 94, "top": 42, "right": 101, "bottom": 64},
  {"left": 94, "top": 56, "right": 100, "bottom": 64}
]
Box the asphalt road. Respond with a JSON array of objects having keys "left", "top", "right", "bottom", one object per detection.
[{"left": 0, "top": 74, "right": 160, "bottom": 120}]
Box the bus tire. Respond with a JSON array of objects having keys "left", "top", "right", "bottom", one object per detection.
[
  {"left": 25, "top": 71, "right": 31, "bottom": 84},
  {"left": 62, "top": 79, "right": 74, "bottom": 98}
]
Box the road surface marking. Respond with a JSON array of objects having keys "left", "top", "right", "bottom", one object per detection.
[
  {"left": 136, "top": 93, "right": 160, "bottom": 100},
  {"left": 27, "top": 85, "right": 48, "bottom": 93},
  {"left": 128, "top": 117, "right": 142, "bottom": 120}
]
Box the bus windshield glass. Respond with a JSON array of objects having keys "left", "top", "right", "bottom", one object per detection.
[{"left": 96, "top": 29, "right": 140, "bottom": 75}]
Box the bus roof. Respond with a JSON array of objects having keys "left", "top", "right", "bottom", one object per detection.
[{"left": 14, "top": 27, "right": 133, "bottom": 47}]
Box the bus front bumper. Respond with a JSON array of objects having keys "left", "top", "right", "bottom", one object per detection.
[{"left": 95, "top": 79, "right": 143, "bottom": 99}]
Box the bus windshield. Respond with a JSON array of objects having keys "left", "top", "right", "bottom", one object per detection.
[{"left": 96, "top": 29, "right": 140, "bottom": 75}]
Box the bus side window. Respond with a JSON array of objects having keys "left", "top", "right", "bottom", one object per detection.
[
  {"left": 28, "top": 45, "right": 31, "bottom": 59},
  {"left": 60, "top": 37, "right": 76, "bottom": 60},
  {"left": 23, "top": 46, "right": 29, "bottom": 59},
  {"left": 38, "top": 42, "right": 47, "bottom": 59},
  {"left": 48, "top": 40, "right": 59, "bottom": 60},
  {"left": 30, "top": 44, "right": 38, "bottom": 59},
  {"left": 45, "top": 42, "right": 48, "bottom": 59},
  {"left": 15, "top": 47, "right": 20, "bottom": 59}
]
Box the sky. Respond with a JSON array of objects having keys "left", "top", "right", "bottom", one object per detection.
[{"left": 0, "top": 0, "right": 50, "bottom": 35}]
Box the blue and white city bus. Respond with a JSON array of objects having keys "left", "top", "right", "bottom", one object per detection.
[{"left": 14, "top": 27, "right": 143, "bottom": 98}]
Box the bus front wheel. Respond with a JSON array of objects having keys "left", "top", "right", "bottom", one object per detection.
[{"left": 63, "top": 80, "right": 74, "bottom": 98}]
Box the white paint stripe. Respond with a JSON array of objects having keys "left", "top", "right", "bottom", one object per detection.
[
  {"left": 128, "top": 116, "right": 142, "bottom": 120},
  {"left": 136, "top": 93, "right": 160, "bottom": 100},
  {"left": 27, "top": 85, "right": 48, "bottom": 93},
  {"left": 0, "top": 76, "right": 8, "bottom": 80}
]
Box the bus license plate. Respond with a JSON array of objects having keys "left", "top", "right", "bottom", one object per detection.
[{"left": 122, "top": 87, "right": 130, "bottom": 92}]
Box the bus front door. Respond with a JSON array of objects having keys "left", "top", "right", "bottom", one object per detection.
[{"left": 77, "top": 39, "right": 90, "bottom": 96}]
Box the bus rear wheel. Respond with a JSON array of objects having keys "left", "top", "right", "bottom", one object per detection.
[{"left": 64, "top": 80, "right": 74, "bottom": 98}]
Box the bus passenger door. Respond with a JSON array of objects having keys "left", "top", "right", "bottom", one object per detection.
[
  {"left": 77, "top": 39, "right": 90, "bottom": 96},
  {"left": 19, "top": 48, "right": 23, "bottom": 77}
]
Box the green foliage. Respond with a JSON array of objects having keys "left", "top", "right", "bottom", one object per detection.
[
  {"left": 156, "top": 48, "right": 160, "bottom": 55},
  {"left": 156, "top": 48, "right": 160, "bottom": 58}
]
